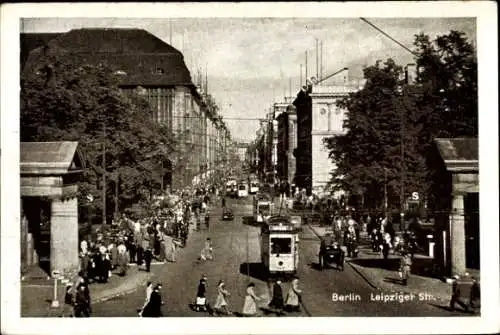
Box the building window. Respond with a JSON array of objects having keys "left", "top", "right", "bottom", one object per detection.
[{"left": 156, "top": 68, "right": 165, "bottom": 75}]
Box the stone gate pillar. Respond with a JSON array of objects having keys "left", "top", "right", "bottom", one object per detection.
[
  {"left": 50, "top": 196, "right": 79, "bottom": 275},
  {"left": 450, "top": 193, "right": 466, "bottom": 275}
]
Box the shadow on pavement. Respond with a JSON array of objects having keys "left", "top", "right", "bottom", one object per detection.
[
  {"left": 383, "top": 277, "right": 404, "bottom": 285},
  {"left": 350, "top": 257, "right": 443, "bottom": 279},
  {"left": 350, "top": 257, "right": 400, "bottom": 271},
  {"left": 260, "top": 307, "right": 286, "bottom": 316},
  {"left": 308, "top": 262, "right": 322, "bottom": 271},
  {"left": 242, "top": 216, "right": 261, "bottom": 227},
  {"left": 239, "top": 262, "right": 268, "bottom": 282}
]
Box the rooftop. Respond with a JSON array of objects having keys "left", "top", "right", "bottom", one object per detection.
[
  {"left": 434, "top": 138, "right": 478, "bottom": 172},
  {"left": 22, "top": 28, "right": 192, "bottom": 87},
  {"left": 21, "top": 142, "right": 85, "bottom": 175}
]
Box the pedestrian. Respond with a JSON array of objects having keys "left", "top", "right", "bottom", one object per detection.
[
  {"left": 61, "top": 283, "right": 74, "bottom": 317},
  {"left": 116, "top": 243, "right": 129, "bottom": 276},
  {"left": 109, "top": 243, "right": 118, "bottom": 270},
  {"left": 382, "top": 232, "right": 392, "bottom": 260},
  {"left": 469, "top": 277, "right": 480, "bottom": 311},
  {"left": 268, "top": 279, "right": 285, "bottom": 315},
  {"left": 74, "top": 283, "right": 91, "bottom": 317},
  {"left": 164, "top": 233, "right": 177, "bottom": 263},
  {"left": 195, "top": 275, "right": 208, "bottom": 312},
  {"left": 200, "top": 238, "right": 213, "bottom": 261},
  {"left": 142, "top": 284, "right": 164, "bottom": 317},
  {"left": 399, "top": 251, "right": 412, "bottom": 286},
  {"left": 204, "top": 210, "right": 210, "bottom": 229},
  {"left": 242, "top": 282, "right": 261, "bottom": 317},
  {"left": 221, "top": 196, "right": 226, "bottom": 209},
  {"left": 144, "top": 247, "right": 153, "bottom": 272},
  {"left": 139, "top": 281, "right": 155, "bottom": 316},
  {"left": 285, "top": 277, "right": 302, "bottom": 312},
  {"left": 213, "top": 280, "right": 231, "bottom": 316}
]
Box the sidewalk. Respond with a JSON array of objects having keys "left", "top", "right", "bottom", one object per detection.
[
  {"left": 21, "top": 265, "right": 154, "bottom": 317},
  {"left": 308, "top": 224, "right": 474, "bottom": 305}
]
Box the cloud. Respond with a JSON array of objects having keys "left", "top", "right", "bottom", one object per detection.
[{"left": 22, "top": 17, "right": 476, "bottom": 141}]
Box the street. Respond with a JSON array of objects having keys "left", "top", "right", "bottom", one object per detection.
[{"left": 92, "top": 197, "right": 464, "bottom": 317}]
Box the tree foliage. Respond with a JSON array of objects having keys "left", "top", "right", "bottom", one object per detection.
[
  {"left": 21, "top": 55, "right": 178, "bottom": 221},
  {"left": 325, "top": 30, "right": 477, "bottom": 211}
]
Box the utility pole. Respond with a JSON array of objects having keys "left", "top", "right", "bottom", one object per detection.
[
  {"left": 300, "top": 64, "right": 303, "bottom": 88},
  {"left": 205, "top": 64, "right": 208, "bottom": 94},
  {"left": 289, "top": 77, "right": 292, "bottom": 100},
  {"left": 114, "top": 172, "right": 119, "bottom": 220},
  {"left": 400, "top": 87, "right": 406, "bottom": 229},
  {"left": 160, "top": 160, "right": 164, "bottom": 191},
  {"left": 102, "top": 122, "right": 106, "bottom": 225},
  {"left": 169, "top": 20, "right": 173, "bottom": 44},
  {"left": 305, "top": 51, "right": 308, "bottom": 82},
  {"left": 182, "top": 28, "right": 185, "bottom": 53},
  {"left": 384, "top": 168, "right": 388, "bottom": 218},
  {"left": 320, "top": 40, "right": 323, "bottom": 80},
  {"left": 315, "top": 38, "right": 319, "bottom": 79}
]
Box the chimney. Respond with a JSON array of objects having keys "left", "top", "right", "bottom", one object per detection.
[
  {"left": 343, "top": 68, "right": 349, "bottom": 84},
  {"left": 405, "top": 63, "right": 417, "bottom": 84}
]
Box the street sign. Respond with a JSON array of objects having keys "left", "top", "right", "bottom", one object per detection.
[
  {"left": 411, "top": 192, "right": 419, "bottom": 201},
  {"left": 51, "top": 270, "right": 60, "bottom": 277}
]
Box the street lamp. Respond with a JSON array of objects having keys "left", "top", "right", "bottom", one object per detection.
[
  {"left": 86, "top": 194, "right": 94, "bottom": 233},
  {"left": 396, "top": 84, "right": 406, "bottom": 230}
]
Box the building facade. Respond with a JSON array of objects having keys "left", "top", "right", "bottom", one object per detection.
[
  {"left": 309, "top": 85, "right": 359, "bottom": 196},
  {"left": 275, "top": 102, "right": 297, "bottom": 185},
  {"left": 21, "top": 28, "right": 230, "bottom": 190},
  {"left": 293, "top": 77, "right": 361, "bottom": 195}
]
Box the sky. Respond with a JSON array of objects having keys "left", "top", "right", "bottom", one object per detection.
[{"left": 21, "top": 17, "right": 476, "bottom": 142}]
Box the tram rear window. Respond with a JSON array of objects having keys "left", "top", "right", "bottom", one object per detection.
[{"left": 270, "top": 237, "right": 292, "bottom": 254}]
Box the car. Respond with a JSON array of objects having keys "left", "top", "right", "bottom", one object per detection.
[
  {"left": 222, "top": 208, "right": 234, "bottom": 221},
  {"left": 318, "top": 234, "right": 345, "bottom": 271}
]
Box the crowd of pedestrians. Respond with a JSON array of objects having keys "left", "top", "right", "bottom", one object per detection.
[
  {"left": 190, "top": 274, "right": 303, "bottom": 317},
  {"left": 67, "top": 182, "right": 221, "bottom": 317}
]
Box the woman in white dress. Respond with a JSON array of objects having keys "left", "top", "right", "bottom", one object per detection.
[
  {"left": 242, "top": 283, "right": 261, "bottom": 316},
  {"left": 285, "top": 277, "right": 302, "bottom": 312},
  {"left": 213, "top": 280, "right": 231, "bottom": 315}
]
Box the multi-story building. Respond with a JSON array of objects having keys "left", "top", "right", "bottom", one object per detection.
[
  {"left": 293, "top": 86, "right": 313, "bottom": 192},
  {"left": 21, "top": 28, "right": 230, "bottom": 190},
  {"left": 276, "top": 103, "right": 298, "bottom": 185},
  {"left": 293, "top": 71, "right": 362, "bottom": 196},
  {"left": 310, "top": 84, "right": 360, "bottom": 196}
]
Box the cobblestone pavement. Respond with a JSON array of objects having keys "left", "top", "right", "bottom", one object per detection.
[
  {"left": 92, "top": 197, "right": 470, "bottom": 317},
  {"left": 308, "top": 224, "right": 480, "bottom": 315}
]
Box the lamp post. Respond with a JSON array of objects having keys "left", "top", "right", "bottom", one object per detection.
[
  {"left": 102, "top": 122, "right": 107, "bottom": 226},
  {"left": 86, "top": 194, "right": 94, "bottom": 232},
  {"left": 396, "top": 84, "right": 406, "bottom": 230},
  {"left": 384, "top": 167, "right": 388, "bottom": 218}
]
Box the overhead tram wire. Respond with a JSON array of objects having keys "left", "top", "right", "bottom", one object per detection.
[{"left": 359, "top": 18, "right": 419, "bottom": 57}]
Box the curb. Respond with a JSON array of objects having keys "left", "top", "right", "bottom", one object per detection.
[
  {"left": 93, "top": 272, "right": 155, "bottom": 304},
  {"left": 306, "top": 224, "right": 378, "bottom": 290},
  {"left": 307, "top": 225, "right": 454, "bottom": 304}
]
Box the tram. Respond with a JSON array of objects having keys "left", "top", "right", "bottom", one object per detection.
[
  {"left": 253, "top": 194, "right": 272, "bottom": 223},
  {"left": 260, "top": 216, "right": 300, "bottom": 276}
]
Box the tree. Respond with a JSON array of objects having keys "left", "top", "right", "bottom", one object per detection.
[
  {"left": 325, "top": 30, "right": 477, "bottom": 212},
  {"left": 414, "top": 30, "right": 478, "bottom": 138},
  {"left": 325, "top": 59, "right": 426, "bottom": 210},
  {"left": 21, "top": 54, "right": 176, "bottom": 222}
]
